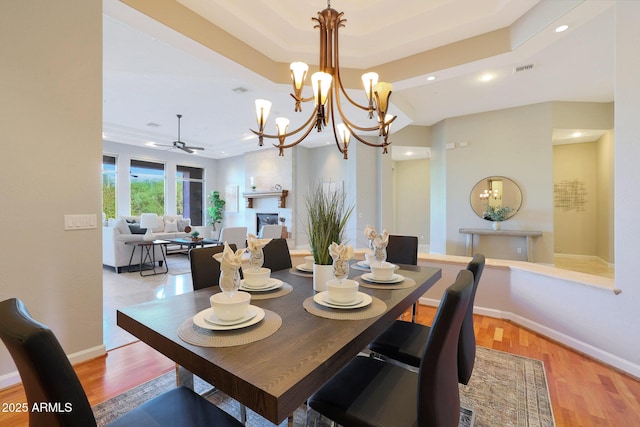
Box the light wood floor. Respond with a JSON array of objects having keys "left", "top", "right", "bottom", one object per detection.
[{"left": 1, "top": 306, "right": 638, "bottom": 426}]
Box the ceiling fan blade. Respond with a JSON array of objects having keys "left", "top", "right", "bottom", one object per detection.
[
  {"left": 181, "top": 147, "right": 194, "bottom": 154},
  {"left": 188, "top": 146, "right": 205, "bottom": 151}
]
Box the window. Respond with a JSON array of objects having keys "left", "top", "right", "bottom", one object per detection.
[
  {"left": 102, "top": 155, "right": 117, "bottom": 219},
  {"left": 177, "top": 165, "right": 204, "bottom": 226},
  {"left": 130, "top": 159, "right": 165, "bottom": 215}
]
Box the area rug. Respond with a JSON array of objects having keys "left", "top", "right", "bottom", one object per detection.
[
  {"left": 165, "top": 254, "right": 191, "bottom": 276},
  {"left": 92, "top": 346, "right": 554, "bottom": 427}
]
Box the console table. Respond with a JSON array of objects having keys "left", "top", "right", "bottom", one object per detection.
[{"left": 459, "top": 228, "right": 543, "bottom": 262}]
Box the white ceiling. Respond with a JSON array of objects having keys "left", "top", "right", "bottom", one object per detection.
[{"left": 102, "top": 0, "right": 616, "bottom": 160}]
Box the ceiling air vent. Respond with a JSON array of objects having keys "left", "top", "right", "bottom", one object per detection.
[
  {"left": 513, "top": 64, "right": 534, "bottom": 74},
  {"left": 232, "top": 86, "right": 248, "bottom": 94},
  {"left": 146, "top": 122, "right": 160, "bottom": 127}
]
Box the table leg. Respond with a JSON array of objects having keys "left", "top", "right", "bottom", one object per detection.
[
  {"left": 526, "top": 236, "right": 534, "bottom": 262},
  {"left": 175, "top": 365, "right": 194, "bottom": 389},
  {"left": 466, "top": 234, "right": 474, "bottom": 256}
]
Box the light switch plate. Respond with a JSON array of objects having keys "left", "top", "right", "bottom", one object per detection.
[{"left": 64, "top": 214, "right": 98, "bottom": 230}]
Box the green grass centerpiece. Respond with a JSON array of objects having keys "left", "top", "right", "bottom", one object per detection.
[{"left": 304, "top": 183, "right": 354, "bottom": 266}]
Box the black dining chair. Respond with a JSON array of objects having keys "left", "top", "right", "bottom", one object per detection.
[
  {"left": 308, "top": 269, "right": 474, "bottom": 427},
  {"left": 386, "top": 234, "right": 419, "bottom": 265},
  {"left": 261, "top": 238, "right": 292, "bottom": 272},
  {"left": 0, "top": 298, "right": 244, "bottom": 427},
  {"left": 386, "top": 234, "right": 420, "bottom": 321},
  {"left": 368, "top": 253, "right": 485, "bottom": 384},
  {"left": 190, "top": 243, "right": 237, "bottom": 291}
]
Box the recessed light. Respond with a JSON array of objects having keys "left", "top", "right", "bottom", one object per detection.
[
  {"left": 555, "top": 25, "right": 569, "bottom": 33},
  {"left": 146, "top": 141, "right": 156, "bottom": 146},
  {"left": 426, "top": 76, "right": 436, "bottom": 81},
  {"left": 479, "top": 73, "right": 495, "bottom": 82},
  {"left": 406, "top": 151, "right": 414, "bottom": 156},
  {"left": 571, "top": 132, "right": 582, "bottom": 138}
]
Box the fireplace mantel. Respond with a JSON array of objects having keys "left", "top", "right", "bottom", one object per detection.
[{"left": 242, "top": 190, "right": 289, "bottom": 208}]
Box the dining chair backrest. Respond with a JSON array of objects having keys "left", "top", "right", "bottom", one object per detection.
[
  {"left": 417, "top": 269, "right": 473, "bottom": 427},
  {"left": 386, "top": 235, "right": 418, "bottom": 265},
  {"left": 261, "top": 238, "right": 292, "bottom": 272},
  {"left": 219, "top": 227, "right": 248, "bottom": 249},
  {"left": 258, "top": 225, "right": 283, "bottom": 239},
  {"left": 458, "top": 253, "right": 485, "bottom": 384},
  {"left": 0, "top": 298, "right": 98, "bottom": 426},
  {"left": 190, "top": 244, "right": 237, "bottom": 291}
]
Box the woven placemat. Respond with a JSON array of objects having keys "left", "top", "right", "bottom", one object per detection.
[
  {"left": 303, "top": 296, "right": 387, "bottom": 320},
  {"left": 177, "top": 309, "right": 282, "bottom": 347},
  {"left": 245, "top": 283, "right": 293, "bottom": 300},
  {"left": 288, "top": 267, "right": 313, "bottom": 277},
  {"left": 354, "top": 275, "right": 417, "bottom": 290}
]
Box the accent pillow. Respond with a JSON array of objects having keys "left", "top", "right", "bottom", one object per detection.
[
  {"left": 177, "top": 219, "right": 191, "bottom": 232},
  {"left": 164, "top": 220, "right": 178, "bottom": 233},
  {"left": 115, "top": 218, "right": 131, "bottom": 235},
  {"left": 128, "top": 224, "right": 147, "bottom": 234},
  {"left": 152, "top": 216, "right": 165, "bottom": 233}
]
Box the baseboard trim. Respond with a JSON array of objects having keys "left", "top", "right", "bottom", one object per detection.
[
  {"left": 0, "top": 344, "right": 106, "bottom": 389},
  {"left": 418, "top": 297, "right": 639, "bottom": 379}
]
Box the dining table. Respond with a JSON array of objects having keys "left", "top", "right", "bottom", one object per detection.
[{"left": 116, "top": 261, "right": 441, "bottom": 425}]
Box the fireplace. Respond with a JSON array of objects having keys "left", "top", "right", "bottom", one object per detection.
[{"left": 256, "top": 213, "right": 279, "bottom": 234}]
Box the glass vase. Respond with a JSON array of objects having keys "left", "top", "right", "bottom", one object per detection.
[
  {"left": 332, "top": 258, "right": 349, "bottom": 284},
  {"left": 249, "top": 248, "right": 264, "bottom": 270},
  {"left": 373, "top": 245, "right": 387, "bottom": 263},
  {"left": 219, "top": 269, "right": 241, "bottom": 298}
]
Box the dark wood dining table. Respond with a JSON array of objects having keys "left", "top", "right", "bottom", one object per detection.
[{"left": 117, "top": 263, "right": 441, "bottom": 425}]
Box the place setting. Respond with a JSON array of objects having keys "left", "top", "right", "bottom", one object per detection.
[
  {"left": 243, "top": 235, "right": 294, "bottom": 298},
  {"left": 303, "top": 243, "right": 386, "bottom": 320},
  {"left": 357, "top": 261, "right": 416, "bottom": 290},
  {"left": 291, "top": 255, "right": 314, "bottom": 276},
  {"left": 239, "top": 267, "right": 292, "bottom": 300},
  {"left": 178, "top": 243, "right": 282, "bottom": 347}
]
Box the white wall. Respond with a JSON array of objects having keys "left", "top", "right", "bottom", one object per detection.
[
  {"left": 612, "top": 0, "right": 640, "bottom": 371},
  {"left": 0, "top": 1, "right": 104, "bottom": 383}
]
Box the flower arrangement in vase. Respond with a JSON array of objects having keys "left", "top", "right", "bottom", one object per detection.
[{"left": 483, "top": 205, "right": 513, "bottom": 230}]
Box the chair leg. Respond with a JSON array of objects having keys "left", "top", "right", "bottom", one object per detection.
[{"left": 240, "top": 404, "right": 247, "bottom": 425}]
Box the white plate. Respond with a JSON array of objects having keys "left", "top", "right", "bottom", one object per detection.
[
  {"left": 206, "top": 307, "right": 258, "bottom": 326},
  {"left": 193, "top": 306, "right": 265, "bottom": 331},
  {"left": 295, "top": 264, "right": 313, "bottom": 273},
  {"left": 322, "top": 294, "right": 364, "bottom": 307},
  {"left": 361, "top": 273, "right": 405, "bottom": 284},
  {"left": 240, "top": 278, "right": 273, "bottom": 290},
  {"left": 240, "top": 278, "right": 283, "bottom": 292},
  {"left": 313, "top": 291, "right": 372, "bottom": 309},
  {"left": 356, "top": 261, "right": 370, "bottom": 268}
]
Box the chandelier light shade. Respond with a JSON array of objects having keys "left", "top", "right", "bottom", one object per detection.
[{"left": 251, "top": 2, "right": 397, "bottom": 159}]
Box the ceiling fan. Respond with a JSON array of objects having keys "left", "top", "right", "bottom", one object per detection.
[{"left": 156, "top": 114, "right": 204, "bottom": 154}]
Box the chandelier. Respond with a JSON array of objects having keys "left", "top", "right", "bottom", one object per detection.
[{"left": 251, "top": 2, "right": 397, "bottom": 159}]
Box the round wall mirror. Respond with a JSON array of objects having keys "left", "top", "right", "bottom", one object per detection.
[{"left": 470, "top": 176, "right": 522, "bottom": 221}]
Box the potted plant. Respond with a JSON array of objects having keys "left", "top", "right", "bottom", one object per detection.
[
  {"left": 483, "top": 204, "right": 513, "bottom": 230},
  {"left": 304, "top": 183, "right": 353, "bottom": 291},
  {"left": 190, "top": 230, "right": 202, "bottom": 241},
  {"left": 207, "top": 190, "right": 226, "bottom": 237}
]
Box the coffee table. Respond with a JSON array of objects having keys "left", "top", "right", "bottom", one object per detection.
[{"left": 168, "top": 238, "right": 219, "bottom": 256}]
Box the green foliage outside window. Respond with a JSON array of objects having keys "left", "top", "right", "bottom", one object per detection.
[
  {"left": 102, "top": 174, "right": 116, "bottom": 219},
  {"left": 130, "top": 179, "right": 165, "bottom": 215}
]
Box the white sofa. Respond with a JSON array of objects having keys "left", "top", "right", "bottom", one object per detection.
[{"left": 102, "top": 215, "right": 192, "bottom": 273}]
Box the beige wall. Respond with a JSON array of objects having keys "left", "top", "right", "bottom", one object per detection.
[
  {"left": 553, "top": 142, "right": 598, "bottom": 256},
  {"left": 435, "top": 102, "right": 555, "bottom": 263},
  {"left": 0, "top": 1, "right": 104, "bottom": 380},
  {"left": 553, "top": 132, "right": 614, "bottom": 263}
]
